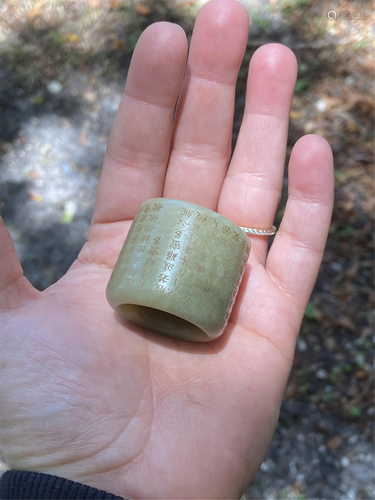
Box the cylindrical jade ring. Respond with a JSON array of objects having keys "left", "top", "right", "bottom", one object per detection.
[{"left": 106, "top": 199, "right": 250, "bottom": 342}]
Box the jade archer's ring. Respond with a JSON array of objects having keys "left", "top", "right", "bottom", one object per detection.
[
  {"left": 106, "top": 198, "right": 251, "bottom": 342},
  {"left": 239, "top": 225, "right": 277, "bottom": 236}
]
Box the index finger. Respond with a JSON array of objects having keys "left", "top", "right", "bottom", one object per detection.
[{"left": 92, "top": 22, "right": 187, "bottom": 225}]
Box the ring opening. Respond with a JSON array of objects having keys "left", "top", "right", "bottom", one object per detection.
[{"left": 117, "top": 304, "right": 209, "bottom": 342}]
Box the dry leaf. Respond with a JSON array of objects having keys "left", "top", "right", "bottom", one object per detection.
[
  {"left": 290, "top": 111, "right": 302, "bottom": 119},
  {"left": 135, "top": 3, "right": 151, "bottom": 15},
  {"left": 28, "top": 7, "right": 42, "bottom": 20},
  {"left": 112, "top": 39, "right": 126, "bottom": 50},
  {"left": 109, "top": 0, "right": 121, "bottom": 9},
  {"left": 79, "top": 132, "right": 88, "bottom": 145},
  {"left": 333, "top": 316, "right": 356, "bottom": 332},
  {"left": 29, "top": 193, "right": 43, "bottom": 202},
  {"left": 66, "top": 33, "right": 79, "bottom": 43},
  {"left": 327, "top": 435, "right": 342, "bottom": 450}
]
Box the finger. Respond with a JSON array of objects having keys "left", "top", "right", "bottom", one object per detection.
[
  {"left": 266, "top": 135, "right": 334, "bottom": 312},
  {"left": 218, "top": 44, "right": 297, "bottom": 263},
  {"left": 0, "top": 217, "right": 37, "bottom": 309},
  {"left": 92, "top": 22, "right": 188, "bottom": 224},
  {"left": 163, "top": 0, "right": 249, "bottom": 208}
]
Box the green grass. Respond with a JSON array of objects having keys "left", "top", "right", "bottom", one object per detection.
[
  {"left": 330, "top": 366, "right": 341, "bottom": 382},
  {"left": 251, "top": 11, "right": 272, "bottom": 31},
  {"left": 349, "top": 405, "right": 362, "bottom": 418},
  {"left": 337, "top": 226, "right": 354, "bottom": 238},
  {"left": 304, "top": 302, "right": 316, "bottom": 320},
  {"left": 295, "top": 78, "right": 311, "bottom": 94}
]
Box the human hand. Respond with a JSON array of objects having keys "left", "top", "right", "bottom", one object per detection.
[{"left": 0, "top": 1, "right": 334, "bottom": 498}]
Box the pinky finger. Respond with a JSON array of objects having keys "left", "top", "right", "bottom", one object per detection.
[{"left": 266, "top": 135, "right": 334, "bottom": 313}]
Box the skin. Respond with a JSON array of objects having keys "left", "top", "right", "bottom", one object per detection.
[{"left": 0, "top": 1, "right": 334, "bottom": 498}]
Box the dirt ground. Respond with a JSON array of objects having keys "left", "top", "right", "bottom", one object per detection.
[{"left": 0, "top": 1, "right": 374, "bottom": 498}]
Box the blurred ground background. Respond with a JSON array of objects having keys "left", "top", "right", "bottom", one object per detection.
[{"left": 0, "top": 0, "right": 373, "bottom": 498}]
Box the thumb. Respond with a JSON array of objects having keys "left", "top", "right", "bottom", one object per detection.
[{"left": 0, "top": 217, "right": 38, "bottom": 310}]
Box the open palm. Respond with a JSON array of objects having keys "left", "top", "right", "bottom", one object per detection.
[{"left": 0, "top": 1, "right": 333, "bottom": 498}]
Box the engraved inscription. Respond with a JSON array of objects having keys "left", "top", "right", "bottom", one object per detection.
[
  {"left": 177, "top": 266, "right": 188, "bottom": 278},
  {"left": 144, "top": 223, "right": 155, "bottom": 232},
  {"left": 148, "top": 246, "right": 159, "bottom": 256},
  {"left": 209, "top": 217, "right": 219, "bottom": 230},
  {"left": 157, "top": 273, "right": 169, "bottom": 284},
  {"left": 141, "top": 269, "right": 152, "bottom": 279},
  {"left": 196, "top": 212, "right": 208, "bottom": 222},
  {"left": 169, "top": 239, "right": 181, "bottom": 250},
  {"left": 191, "top": 272, "right": 200, "bottom": 284},
  {"left": 138, "top": 281, "right": 146, "bottom": 290},
  {"left": 152, "top": 202, "right": 164, "bottom": 212},
  {"left": 177, "top": 218, "right": 190, "bottom": 227},
  {"left": 174, "top": 229, "right": 184, "bottom": 238},
  {"left": 166, "top": 251, "right": 178, "bottom": 261},
  {"left": 145, "top": 257, "right": 156, "bottom": 268},
  {"left": 180, "top": 255, "right": 191, "bottom": 266},
  {"left": 185, "top": 244, "right": 196, "bottom": 255},
  {"left": 162, "top": 261, "right": 175, "bottom": 272},
  {"left": 203, "top": 239, "right": 214, "bottom": 251},
  {"left": 207, "top": 229, "right": 217, "bottom": 239},
  {"left": 181, "top": 208, "right": 194, "bottom": 217},
  {"left": 196, "top": 262, "right": 205, "bottom": 273},
  {"left": 140, "top": 234, "right": 150, "bottom": 243}
]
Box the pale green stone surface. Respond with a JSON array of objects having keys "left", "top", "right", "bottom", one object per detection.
[{"left": 106, "top": 199, "right": 250, "bottom": 342}]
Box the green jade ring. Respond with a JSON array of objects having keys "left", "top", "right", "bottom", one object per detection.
[{"left": 106, "top": 199, "right": 274, "bottom": 342}]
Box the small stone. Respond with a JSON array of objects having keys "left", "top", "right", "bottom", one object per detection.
[
  {"left": 348, "top": 435, "right": 359, "bottom": 444},
  {"left": 296, "top": 473, "right": 305, "bottom": 486},
  {"left": 64, "top": 200, "right": 77, "bottom": 216},
  {"left": 316, "top": 369, "right": 328, "bottom": 380},
  {"left": 316, "top": 98, "right": 326, "bottom": 112},
  {"left": 355, "top": 353, "right": 365, "bottom": 366},
  {"left": 83, "top": 89, "right": 96, "bottom": 102},
  {"left": 297, "top": 433, "right": 305, "bottom": 443},
  {"left": 60, "top": 200, "right": 77, "bottom": 224},
  {"left": 330, "top": 261, "right": 342, "bottom": 272},
  {"left": 47, "top": 81, "right": 63, "bottom": 94},
  {"left": 341, "top": 456, "right": 350, "bottom": 467},
  {"left": 297, "top": 338, "right": 308, "bottom": 352},
  {"left": 260, "top": 459, "right": 273, "bottom": 472},
  {"left": 345, "top": 76, "right": 355, "bottom": 86}
]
